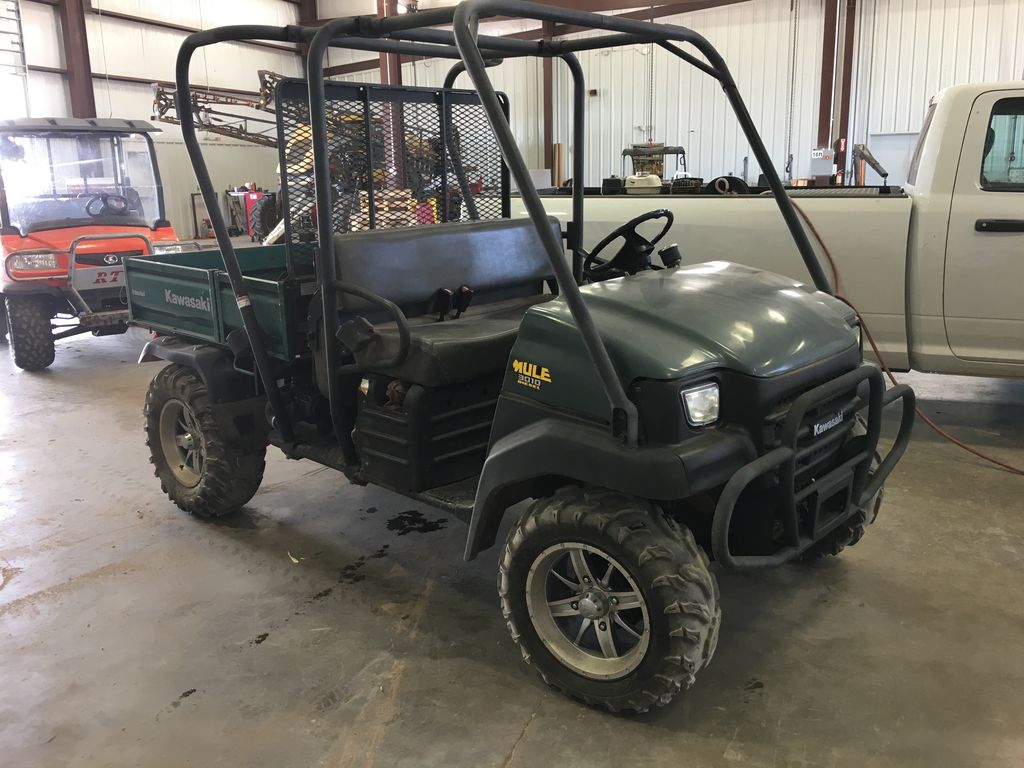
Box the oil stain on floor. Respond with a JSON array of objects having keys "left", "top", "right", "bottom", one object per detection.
[{"left": 385, "top": 510, "right": 448, "bottom": 536}]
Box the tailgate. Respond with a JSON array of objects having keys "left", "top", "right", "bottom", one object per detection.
[
  {"left": 125, "top": 257, "right": 222, "bottom": 343},
  {"left": 124, "top": 246, "right": 304, "bottom": 360}
]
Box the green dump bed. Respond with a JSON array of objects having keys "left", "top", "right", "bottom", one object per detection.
[{"left": 125, "top": 245, "right": 313, "bottom": 361}]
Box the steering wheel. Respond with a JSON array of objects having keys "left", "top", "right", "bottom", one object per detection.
[
  {"left": 85, "top": 193, "right": 131, "bottom": 218},
  {"left": 583, "top": 209, "right": 674, "bottom": 281}
]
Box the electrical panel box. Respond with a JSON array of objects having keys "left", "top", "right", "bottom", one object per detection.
[{"left": 810, "top": 146, "right": 835, "bottom": 176}]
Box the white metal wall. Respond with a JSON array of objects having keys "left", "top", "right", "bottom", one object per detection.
[
  {"left": 86, "top": 1, "right": 301, "bottom": 116},
  {"left": 16, "top": 0, "right": 301, "bottom": 121},
  {"left": 552, "top": 0, "right": 825, "bottom": 185},
  {"left": 849, "top": 0, "right": 1024, "bottom": 148},
  {"left": 847, "top": 0, "right": 1024, "bottom": 182},
  {"left": 468, "top": 0, "right": 1024, "bottom": 186},
  {"left": 325, "top": 1, "right": 825, "bottom": 186},
  {"left": 18, "top": 1, "right": 67, "bottom": 116},
  {"left": 16, "top": 0, "right": 1024, "bottom": 210}
]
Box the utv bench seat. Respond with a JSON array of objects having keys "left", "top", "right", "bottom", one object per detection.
[{"left": 333, "top": 216, "right": 560, "bottom": 387}]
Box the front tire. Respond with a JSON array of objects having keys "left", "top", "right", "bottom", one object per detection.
[
  {"left": 144, "top": 364, "right": 266, "bottom": 517},
  {"left": 499, "top": 486, "right": 721, "bottom": 713},
  {"left": 5, "top": 295, "right": 55, "bottom": 371}
]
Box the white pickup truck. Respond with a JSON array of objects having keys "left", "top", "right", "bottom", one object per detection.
[{"left": 533, "top": 81, "right": 1024, "bottom": 378}]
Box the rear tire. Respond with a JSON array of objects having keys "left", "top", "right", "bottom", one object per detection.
[
  {"left": 5, "top": 295, "right": 55, "bottom": 371},
  {"left": 248, "top": 195, "right": 278, "bottom": 242},
  {"left": 499, "top": 485, "right": 720, "bottom": 713},
  {"left": 144, "top": 364, "right": 266, "bottom": 517}
]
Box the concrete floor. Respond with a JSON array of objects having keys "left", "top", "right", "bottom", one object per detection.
[{"left": 2, "top": 331, "right": 1023, "bottom": 768}]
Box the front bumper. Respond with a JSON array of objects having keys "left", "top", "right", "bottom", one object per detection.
[
  {"left": 3, "top": 232, "right": 153, "bottom": 328},
  {"left": 711, "top": 364, "right": 915, "bottom": 569}
]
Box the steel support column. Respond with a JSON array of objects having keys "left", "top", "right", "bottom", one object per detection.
[
  {"left": 816, "top": 0, "right": 838, "bottom": 147},
  {"left": 297, "top": 0, "right": 318, "bottom": 69},
  {"left": 834, "top": 0, "right": 856, "bottom": 180},
  {"left": 58, "top": 0, "right": 96, "bottom": 118},
  {"left": 377, "top": 0, "right": 405, "bottom": 189},
  {"left": 542, "top": 21, "right": 554, "bottom": 183},
  {"left": 377, "top": 0, "right": 403, "bottom": 86}
]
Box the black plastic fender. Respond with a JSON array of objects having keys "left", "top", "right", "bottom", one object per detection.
[
  {"left": 139, "top": 336, "right": 257, "bottom": 404},
  {"left": 463, "top": 418, "right": 756, "bottom": 560}
]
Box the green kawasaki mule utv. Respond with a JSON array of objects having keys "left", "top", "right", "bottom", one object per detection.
[{"left": 126, "top": 1, "right": 915, "bottom": 713}]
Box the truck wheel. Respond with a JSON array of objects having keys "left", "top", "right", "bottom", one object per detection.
[
  {"left": 499, "top": 485, "right": 721, "bottom": 713},
  {"left": 144, "top": 364, "right": 266, "bottom": 517},
  {"left": 0, "top": 303, "right": 8, "bottom": 343},
  {"left": 248, "top": 195, "right": 279, "bottom": 242},
  {"left": 5, "top": 295, "right": 55, "bottom": 371}
]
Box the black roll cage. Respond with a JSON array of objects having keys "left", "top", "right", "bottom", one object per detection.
[{"left": 173, "top": 0, "right": 833, "bottom": 454}]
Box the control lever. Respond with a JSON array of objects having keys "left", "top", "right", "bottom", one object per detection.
[
  {"left": 431, "top": 287, "right": 453, "bottom": 321},
  {"left": 336, "top": 316, "right": 376, "bottom": 354},
  {"left": 658, "top": 244, "right": 682, "bottom": 268},
  {"left": 451, "top": 285, "right": 474, "bottom": 319}
]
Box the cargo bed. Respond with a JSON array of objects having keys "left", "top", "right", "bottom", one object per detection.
[{"left": 124, "top": 245, "right": 314, "bottom": 361}]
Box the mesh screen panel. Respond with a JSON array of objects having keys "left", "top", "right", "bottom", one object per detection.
[{"left": 275, "top": 80, "right": 510, "bottom": 275}]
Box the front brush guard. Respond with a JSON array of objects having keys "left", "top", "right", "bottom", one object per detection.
[{"left": 711, "top": 365, "right": 915, "bottom": 570}]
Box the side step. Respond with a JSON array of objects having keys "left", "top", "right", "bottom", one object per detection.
[
  {"left": 269, "top": 432, "right": 367, "bottom": 484},
  {"left": 269, "top": 429, "right": 477, "bottom": 523},
  {"left": 409, "top": 476, "right": 477, "bottom": 523}
]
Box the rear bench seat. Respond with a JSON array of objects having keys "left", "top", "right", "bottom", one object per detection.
[{"left": 333, "top": 216, "right": 561, "bottom": 386}]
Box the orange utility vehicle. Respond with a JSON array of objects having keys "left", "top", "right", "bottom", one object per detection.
[{"left": 0, "top": 118, "right": 180, "bottom": 370}]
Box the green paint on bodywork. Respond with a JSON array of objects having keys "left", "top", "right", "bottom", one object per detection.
[
  {"left": 503, "top": 261, "right": 860, "bottom": 421},
  {"left": 125, "top": 244, "right": 313, "bottom": 360}
]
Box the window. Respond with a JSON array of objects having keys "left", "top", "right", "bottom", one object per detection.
[
  {"left": 981, "top": 97, "right": 1024, "bottom": 192},
  {"left": 907, "top": 103, "right": 935, "bottom": 185},
  {"left": 0, "top": 132, "right": 162, "bottom": 233}
]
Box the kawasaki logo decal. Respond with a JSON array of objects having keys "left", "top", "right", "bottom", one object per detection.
[
  {"left": 813, "top": 411, "right": 844, "bottom": 437},
  {"left": 164, "top": 289, "right": 211, "bottom": 312}
]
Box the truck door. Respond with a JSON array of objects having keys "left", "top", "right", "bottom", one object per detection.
[{"left": 944, "top": 89, "right": 1024, "bottom": 364}]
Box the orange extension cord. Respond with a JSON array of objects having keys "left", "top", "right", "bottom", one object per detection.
[{"left": 790, "top": 200, "right": 1024, "bottom": 477}]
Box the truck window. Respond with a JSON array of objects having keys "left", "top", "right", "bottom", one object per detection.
[
  {"left": 981, "top": 97, "right": 1024, "bottom": 192},
  {"left": 907, "top": 104, "right": 935, "bottom": 185}
]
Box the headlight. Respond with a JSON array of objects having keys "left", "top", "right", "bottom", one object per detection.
[
  {"left": 681, "top": 382, "right": 720, "bottom": 426},
  {"left": 9, "top": 252, "right": 60, "bottom": 271},
  {"left": 153, "top": 244, "right": 183, "bottom": 255}
]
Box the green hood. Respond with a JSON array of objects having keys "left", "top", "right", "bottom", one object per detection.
[{"left": 505, "top": 262, "right": 859, "bottom": 419}]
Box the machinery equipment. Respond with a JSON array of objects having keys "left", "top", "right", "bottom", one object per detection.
[
  {"left": 126, "top": 2, "right": 915, "bottom": 714},
  {"left": 610, "top": 143, "right": 702, "bottom": 195},
  {"left": 852, "top": 142, "right": 889, "bottom": 187},
  {"left": 624, "top": 173, "right": 660, "bottom": 194},
  {"left": 151, "top": 70, "right": 284, "bottom": 147},
  {"left": 0, "top": 118, "right": 181, "bottom": 370}
]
